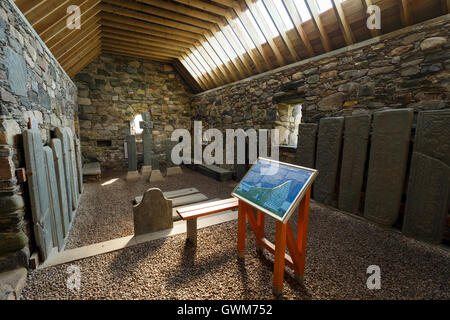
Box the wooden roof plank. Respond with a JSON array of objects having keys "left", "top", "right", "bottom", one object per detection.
[
  {"left": 305, "top": 0, "right": 332, "bottom": 51},
  {"left": 283, "top": 0, "right": 315, "bottom": 57},
  {"left": 332, "top": 0, "right": 356, "bottom": 45}
]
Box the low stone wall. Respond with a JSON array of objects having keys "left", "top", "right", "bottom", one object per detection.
[
  {"left": 192, "top": 15, "right": 449, "bottom": 129},
  {"left": 0, "top": 0, "right": 77, "bottom": 271},
  {"left": 75, "top": 54, "right": 193, "bottom": 170}
]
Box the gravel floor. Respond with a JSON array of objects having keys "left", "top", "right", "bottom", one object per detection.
[
  {"left": 65, "top": 167, "right": 236, "bottom": 249},
  {"left": 22, "top": 200, "right": 450, "bottom": 300}
]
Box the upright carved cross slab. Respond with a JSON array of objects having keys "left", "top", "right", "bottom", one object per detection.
[{"left": 140, "top": 112, "right": 154, "bottom": 133}]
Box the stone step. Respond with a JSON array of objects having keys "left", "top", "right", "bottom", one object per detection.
[{"left": 82, "top": 162, "right": 101, "bottom": 176}]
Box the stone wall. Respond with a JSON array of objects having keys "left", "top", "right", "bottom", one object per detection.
[
  {"left": 192, "top": 15, "right": 449, "bottom": 131},
  {"left": 0, "top": 0, "right": 77, "bottom": 271},
  {"left": 75, "top": 54, "right": 193, "bottom": 170}
]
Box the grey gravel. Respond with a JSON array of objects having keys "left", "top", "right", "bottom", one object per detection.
[
  {"left": 22, "top": 201, "right": 450, "bottom": 300},
  {"left": 65, "top": 167, "right": 236, "bottom": 249}
]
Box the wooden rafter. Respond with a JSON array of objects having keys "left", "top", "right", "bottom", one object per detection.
[
  {"left": 305, "top": 0, "right": 332, "bottom": 52},
  {"left": 398, "top": 0, "right": 413, "bottom": 26},
  {"left": 264, "top": 0, "right": 299, "bottom": 61},
  {"left": 332, "top": 0, "right": 355, "bottom": 46},
  {"left": 282, "top": 0, "right": 314, "bottom": 57}
]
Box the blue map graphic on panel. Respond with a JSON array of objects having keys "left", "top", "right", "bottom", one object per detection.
[{"left": 233, "top": 159, "right": 314, "bottom": 219}]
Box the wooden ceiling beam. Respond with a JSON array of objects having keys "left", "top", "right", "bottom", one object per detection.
[
  {"left": 102, "top": 0, "right": 209, "bottom": 34},
  {"left": 137, "top": 0, "right": 224, "bottom": 24},
  {"left": 199, "top": 41, "right": 234, "bottom": 83},
  {"left": 100, "top": 3, "right": 204, "bottom": 40},
  {"left": 332, "top": 0, "right": 355, "bottom": 46},
  {"left": 46, "top": 4, "right": 100, "bottom": 50},
  {"left": 100, "top": 20, "right": 193, "bottom": 48},
  {"left": 282, "top": 0, "right": 314, "bottom": 57},
  {"left": 101, "top": 37, "right": 184, "bottom": 57},
  {"left": 40, "top": 0, "right": 100, "bottom": 44},
  {"left": 305, "top": 0, "right": 332, "bottom": 52},
  {"left": 203, "top": 36, "right": 241, "bottom": 82},
  {"left": 53, "top": 18, "right": 101, "bottom": 59},
  {"left": 99, "top": 13, "right": 198, "bottom": 44},
  {"left": 173, "top": 0, "right": 229, "bottom": 16},
  {"left": 26, "top": 0, "right": 71, "bottom": 30},
  {"left": 101, "top": 27, "right": 189, "bottom": 52},
  {"left": 101, "top": 47, "right": 173, "bottom": 62},
  {"left": 61, "top": 35, "right": 101, "bottom": 70},
  {"left": 398, "top": 0, "right": 413, "bottom": 26},
  {"left": 14, "top": 0, "right": 44, "bottom": 16}
]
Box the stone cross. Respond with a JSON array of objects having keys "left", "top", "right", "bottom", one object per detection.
[{"left": 140, "top": 112, "right": 154, "bottom": 166}]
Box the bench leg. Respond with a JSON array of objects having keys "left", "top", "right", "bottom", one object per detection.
[{"left": 186, "top": 218, "right": 197, "bottom": 246}]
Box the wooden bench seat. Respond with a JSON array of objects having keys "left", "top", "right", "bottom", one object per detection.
[{"left": 177, "top": 198, "right": 239, "bottom": 245}]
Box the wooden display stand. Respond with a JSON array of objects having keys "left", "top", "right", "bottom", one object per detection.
[{"left": 237, "top": 187, "right": 311, "bottom": 296}]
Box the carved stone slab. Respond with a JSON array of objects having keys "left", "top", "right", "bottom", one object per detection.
[
  {"left": 50, "top": 139, "right": 70, "bottom": 239},
  {"left": 313, "top": 117, "right": 344, "bottom": 205},
  {"left": 403, "top": 153, "right": 449, "bottom": 243},
  {"left": 74, "top": 137, "right": 83, "bottom": 194},
  {"left": 23, "top": 129, "right": 53, "bottom": 260},
  {"left": 364, "top": 108, "right": 413, "bottom": 226},
  {"left": 55, "top": 127, "right": 73, "bottom": 221},
  {"left": 43, "top": 146, "right": 64, "bottom": 251},
  {"left": 126, "top": 135, "right": 137, "bottom": 171},
  {"left": 403, "top": 109, "right": 450, "bottom": 243},
  {"left": 338, "top": 115, "right": 371, "bottom": 214},
  {"left": 414, "top": 109, "right": 450, "bottom": 166},
  {"left": 133, "top": 188, "right": 173, "bottom": 235},
  {"left": 66, "top": 128, "right": 79, "bottom": 210},
  {"left": 296, "top": 123, "right": 318, "bottom": 169}
]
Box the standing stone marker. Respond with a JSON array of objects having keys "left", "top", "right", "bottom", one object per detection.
[
  {"left": 296, "top": 123, "right": 318, "bottom": 169},
  {"left": 133, "top": 188, "right": 173, "bottom": 235},
  {"left": 364, "top": 108, "right": 413, "bottom": 226},
  {"left": 50, "top": 138, "right": 70, "bottom": 239},
  {"left": 338, "top": 114, "right": 371, "bottom": 214},
  {"left": 403, "top": 153, "right": 449, "bottom": 243},
  {"left": 313, "top": 117, "right": 344, "bottom": 205},
  {"left": 66, "top": 128, "right": 79, "bottom": 210},
  {"left": 140, "top": 112, "right": 154, "bottom": 178},
  {"left": 55, "top": 127, "right": 73, "bottom": 222},
  {"left": 23, "top": 129, "right": 53, "bottom": 260},
  {"left": 126, "top": 135, "right": 140, "bottom": 182},
  {"left": 43, "top": 146, "right": 64, "bottom": 251},
  {"left": 74, "top": 137, "right": 83, "bottom": 194},
  {"left": 403, "top": 109, "right": 450, "bottom": 243},
  {"left": 165, "top": 139, "right": 182, "bottom": 176}
]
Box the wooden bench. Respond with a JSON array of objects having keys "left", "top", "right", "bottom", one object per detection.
[{"left": 176, "top": 198, "right": 239, "bottom": 246}]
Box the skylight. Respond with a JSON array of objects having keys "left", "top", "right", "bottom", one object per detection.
[
  {"left": 214, "top": 31, "right": 238, "bottom": 61},
  {"left": 269, "top": 0, "right": 295, "bottom": 31},
  {"left": 256, "top": 0, "right": 279, "bottom": 37},
  {"left": 223, "top": 25, "right": 247, "bottom": 56},
  {"left": 293, "top": 0, "right": 311, "bottom": 22},
  {"left": 315, "top": 0, "right": 333, "bottom": 13},
  {"left": 243, "top": 9, "right": 266, "bottom": 45},
  {"left": 234, "top": 18, "right": 256, "bottom": 50}
]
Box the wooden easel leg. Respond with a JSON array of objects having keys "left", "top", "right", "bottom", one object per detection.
[
  {"left": 273, "top": 221, "right": 287, "bottom": 296},
  {"left": 237, "top": 201, "right": 246, "bottom": 258},
  {"left": 256, "top": 210, "right": 264, "bottom": 254},
  {"left": 296, "top": 188, "right": 311, "bottom": 281}
]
